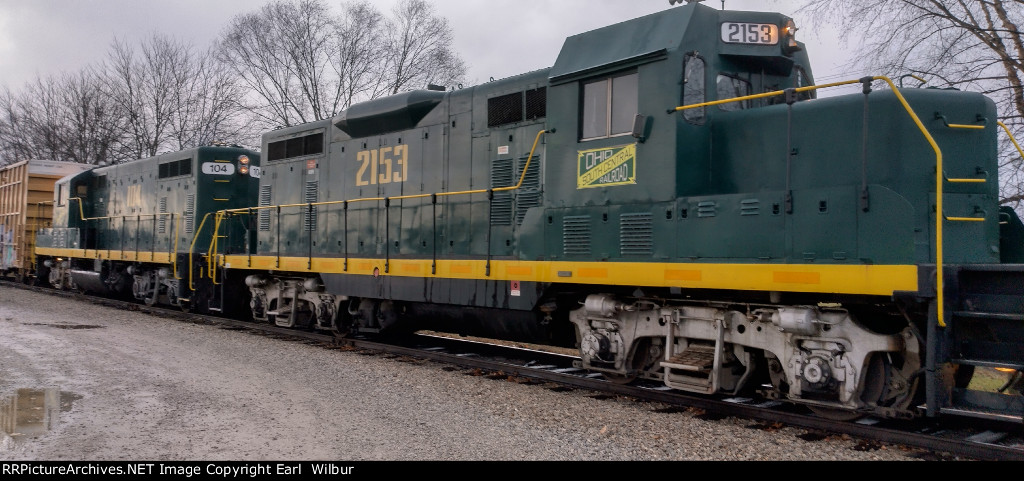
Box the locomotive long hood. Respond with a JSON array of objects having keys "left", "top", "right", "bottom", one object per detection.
[{"left": 334, "top": 89, "right": 446, "bottom": 138}]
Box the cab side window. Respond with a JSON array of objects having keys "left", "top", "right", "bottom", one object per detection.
[
  {"left": 717, "top": 74, "right": 751, "bottom": 111},
  {"left": 682, "top": 54, "right": 706, "bottom": 123},
  {"left": 795, "top": 66, "right": 816, "bottom": 100},
  {"left": 581, "top": 71, "right": 638, "bottom": 140}
]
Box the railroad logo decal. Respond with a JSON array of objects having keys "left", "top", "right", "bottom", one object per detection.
[{"left": 577, "top": 143, "right": 636, "bottom": 189}]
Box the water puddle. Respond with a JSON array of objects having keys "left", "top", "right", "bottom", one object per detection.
[
  {"left": 22, "top": 323, "right": 105, "bottom": 329},
  {"left": 1, "top": 388, "right": 81, "bottom": 442}
]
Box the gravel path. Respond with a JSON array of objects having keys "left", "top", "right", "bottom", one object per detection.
[{"left": 0, "top": 286, "right": 935, "bottom": 461}]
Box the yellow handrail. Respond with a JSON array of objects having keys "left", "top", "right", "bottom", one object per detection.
[
  {"left": 998, "top": 121, "right": 1024, "bottom": 160},
  {"left": 208, "top": 211, "right": 226, "bottom": 284},
  {"left": 188, "top": 212, "right": 214, "bottom": 291},
  {"left": 204, "top": 129, "right": 549, "bottom": 277},
  {"left": 68, "top": 196, "right": 182, "bottom": 265},
  {"left": 670, "top": 78, "right": 864, "bottom": 112},
  {"left": 945, "top": 216, "right": 986, "bottom": 222},
  {"left": 173, "top": 213, "right": 182, "bottom": 279},
  {"left": 671, "top": 76, "right": 956, "bottom": 327},
  {"left": 945, "top": 177, "right": 986, "bottom": 183}
]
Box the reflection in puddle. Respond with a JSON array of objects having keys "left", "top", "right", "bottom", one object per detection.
[{"left": 0, "top": 388, "right": 80, "bottom": 440}]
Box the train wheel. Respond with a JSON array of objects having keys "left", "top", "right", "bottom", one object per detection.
[
  {"left": 603, "top": 338, "right": 656, "bottom": 385},
  {"left": 807, "top": 351, "right": 919, "bottom": 421}
]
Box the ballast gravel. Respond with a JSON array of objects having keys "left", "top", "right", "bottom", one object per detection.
[{"left": 0, "top": 286, "right": 942, "bottom": 461}]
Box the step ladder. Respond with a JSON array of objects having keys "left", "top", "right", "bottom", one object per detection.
[
  {"left": 932, "top": 264, "right": 1024, "bottom": 421},
  {"left": 661, "top": 317, "right": 724, "bottom": 394}
]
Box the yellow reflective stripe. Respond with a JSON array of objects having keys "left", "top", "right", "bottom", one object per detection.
[
  {"left": 220, "top": 255, "right": 918, "bottom": 296},
  {"left": 35, "top": 248, "right": 920, "bottom": 296},
  {"left": 35, "top": 247, "right": 174, "bottom": 264}
]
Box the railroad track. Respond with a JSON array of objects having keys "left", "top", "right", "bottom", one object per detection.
[{"left": 3, "top": 279, "right": 1023, "bottom": 461}]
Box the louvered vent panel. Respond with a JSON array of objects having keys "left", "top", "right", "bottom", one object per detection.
[
  {"left": 303, "top": 181, "right": 318, "bottom": 232},
  {"left": 620, "top": 213, "right": 653, "bottom": 256},
  {"left": 515, "top": 155, "right": 541, "bottom": 225},
  {"left": 697, "top": 201, "right": 717, "bottom": 218},
  {"left": 158, "top": 197, "right": 167, "bottom": 234},
  {"left": 490, "top": 158, "right": 513, "bottom": 226},
  {"left": 562, "top": 215, "right": 591, "bottom": 256},
  {"left": 184, "top": 194, "right": 195, "bottom": 234},
  {"left": 740, "top": 199, "right": 760, "bottom": 216},
  {"left": 258, "top": 185, "right": 272, "bottom": 232}
]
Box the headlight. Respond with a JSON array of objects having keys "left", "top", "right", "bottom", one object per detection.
[
  {"left": 782, "top": 19, "right": 801, "bottom": 54},
  {"left": 237, "top": 155, "right": 251, "bottom": 175}
]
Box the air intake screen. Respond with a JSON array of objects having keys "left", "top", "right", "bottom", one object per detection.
[{"left": 488, "top": 92, "right": 524, "bottom": 127}]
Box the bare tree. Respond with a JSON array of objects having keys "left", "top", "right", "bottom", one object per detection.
[
  {"left": 0, "top": 71, "right": 120, "bottom": 166},
  {"left": 167, "top": 49, "right": 252, "bottom": 150},
  {"left": 334, "top": 1, "right": 389, "bottom": 108},
  {"left": 216, "top": 0, "right": 466, "bottom": 129},
  {"left": 57, "top": 70, "right": 122, "bottom": 164},
  {"left": 216, "top": 0, "right": 342, "bottom": 129},
  {"left": 101, "top": 34, "right": 248, "bottom": 163},
  {"left": 380, "top": 0, "right": 466, "bottom": 96},
  {"left": 798, "top": 0, "right": 1024, "bottom": 210},
  {"left": 0, "top": 88, "right": 33, "bottom": 165}
]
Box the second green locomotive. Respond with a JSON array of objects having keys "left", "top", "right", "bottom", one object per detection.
[{"left": 35, "top": 145, "right": 260, "bottom": 311}]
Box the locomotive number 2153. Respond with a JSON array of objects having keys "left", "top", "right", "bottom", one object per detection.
[{"left": 356, "top": 145, "right": 409, "bottom": 186}]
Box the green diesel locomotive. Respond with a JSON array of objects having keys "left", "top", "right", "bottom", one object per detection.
[
  {"left": 39, "top": 2, "right": 1024, "bottom": 422},
  {"left": 35, "top": 145, "right": 260, "bottom": 311}
]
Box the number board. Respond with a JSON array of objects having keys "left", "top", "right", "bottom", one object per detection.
[
  {"left": 201, "top": 162, "right": 235, "bottom": 175},
  {"left": 720, "top": 22, "right": 778, "bottom": 45}
]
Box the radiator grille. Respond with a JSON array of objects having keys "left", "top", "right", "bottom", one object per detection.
[
  {"left": 158, "top": 197, "right": 167, "bottom": 234},
  {"left": 303, "top": 181, "right": 318, "bottom": 232},
  {"left": 258, "top": 185, "right": 272, "bottom": 232},
  {"left": 184, "top": 194, "right": 195, "bottom": 234}
]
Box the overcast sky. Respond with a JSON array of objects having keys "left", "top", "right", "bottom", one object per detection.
[{"left": 0, "top": 0, "right": 859, "bottom": 94}]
